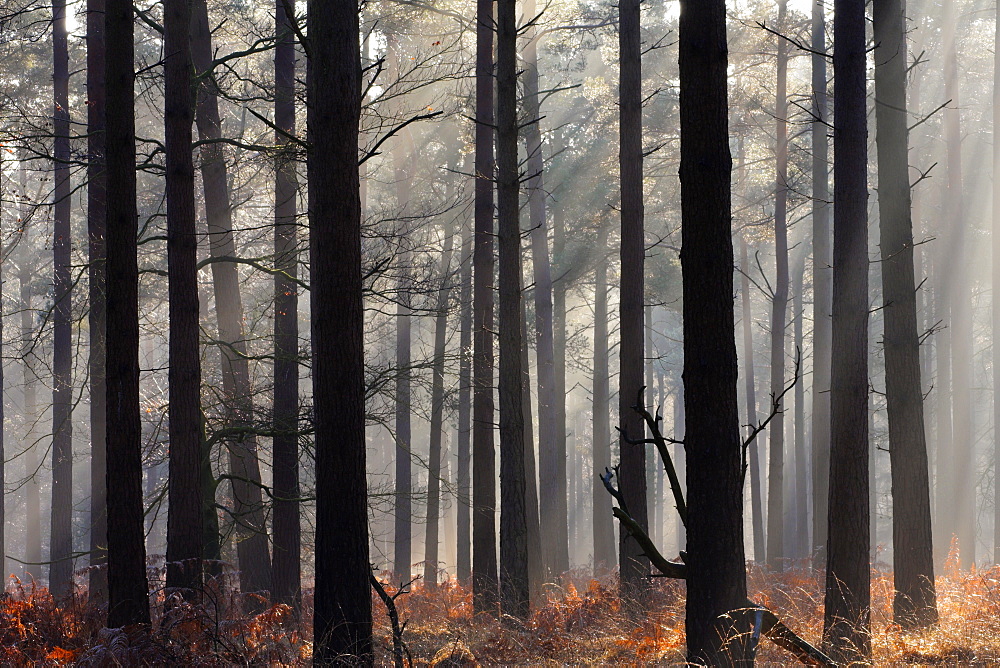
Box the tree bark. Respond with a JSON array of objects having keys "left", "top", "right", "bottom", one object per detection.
[
  {"left": 472, "top": 0, "right": 499, "bottom": 615},
  {"left": 105, "top": 0, "right": 151, "bottom": 627},
  {"left": 19, "top": 207, "right": 41, "bottom": 583},
  {"left": 190, "top": 0, "right": 272, "bottom": 597},
  {"left": 49, "top": 0, "right": 74, "bottom": 600},
  {"left": 617, "top": 0, "right": 649, "bottom": 607},
  {"left": 822, "top": 0, "right": 871, "bottom": 661},
  {"left": 592, "top": 226, "right": 616, "bottom": 570},
  {"left": 811, "top": 0, "right": 832, "bottom": 567},
  {"left": 424, "top": 213, "right": 457, "bottom": 587},
  {"left": 521, "top": 0, "right": 567, "bottom": 582},
  {"left": 872, "top": 0, "right": 938, "bottom": 628},
  {"left": 163, "top": 0, "right": 204, "bottom": 596},
  {"left": 456, "top": 217, "right": 473, "bottom": 586},
  {"left": 942, "top": 12, "right": 975, "bottom": 569},
  {"left": 679, "top": 0, "right": 748, "bottom": 660},
  {"left": 766, "top": 0, "right": 790, "bottom": 571},
  {"left": 309, "top": 0, "right": 372, "bottom": 660},
  {"left": 497, "top": 0, "right": 529, "bottom": 619},
  {"left": 86, "top": 0, "right": 109, "bottom": 606},
  {"left": 272, "top": 0, "right": 300, "bottom": 612},
  {"left": 519, "top": 299, "right": 544, "bottom": 597}
]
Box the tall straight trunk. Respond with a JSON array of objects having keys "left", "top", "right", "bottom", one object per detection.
[
  {"left": 309, "top": 0, "right": 372, "bottom": 660},
  {"left": 272, "top": 0, "right": 300, "bottom": 611},
  {"left": 592, "top": 226, "right": 616, "bottom": 569},
  {"left": 49, "top": 0, "right": 74, "bottom": 599},
  {"left": 456, "top": 218, "right": 473, "bottom": 585},
  {"left": 932, "top": 268, "right": 952, "bottom": 565},
  {"left": 19, "top": 235, "right": 41, "bottom": 583},
  {"left": 873, "top": 0, "right": 938, "bottom": 628},
  {"left": 522, "top": 0, "right": 566, "bottom": 580},
  {"left": 793, "top": 254, "right": 808, "bottom": 559},
  {"left": 553, "top": 202, "right": 569, "bottom": 569},
  {"left": 678, "top": 0, "right": 747, "bottom": 661},
  {"left": 391, "top": 75, "right": 413, "bottom": 581},
  {"left": 105, "top": 0, "right": 150, "bottom": 627},
  {"left": 190, "top": 0, "right": 272, "bottom": 596},
  {"left": 739, "top": 215, "right": 765, "bottom": 562},
  {"left": 164, "top": 0, "right": 204, "bottom": 595},
  {"left": 519, "top": 300, "right": 544, "bottom": 596},
  {"left": 497, "top": 0, "right": 529, "bottom": 618},
  {"left": 823, "top": 0, "right": 871, "bottom": 661},
  {"left": 994, "top": 0, "right": 1000, "bottom": 565},
  {"left": 766, "top": 0, "right": 790, "bottom": 571},
  {"left": 472, "top": 0, "right": 499, "bottom": 614},
  {"left": 645, "top": 305, "right": 656, "bottom": 549},
  {"left": 618, "top": 0, "right": 649, "bottom": 605},
  {"left": 424, "top": 218, "right": 457, "bottom": 587},
  {"left": 811, "top": 0, "right": 832, "bottom": 566},
  {"left": 87, "top": 0, "right": 109, "bottom": 606},
  {"left": 0, "top": 158, "right": 4, "bottom": 583},
  {"left": 943, "top": 17, "right": 975, "bottom": 569}
]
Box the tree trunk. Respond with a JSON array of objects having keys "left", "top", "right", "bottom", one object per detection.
[
  {"left": 472, "top": 0, "right": 499, "bottom": 615},
  {"left": 390, "top": 58, "right": 413, "bottom": 581},
  {"left": 497, "top": 0, "right": 530, "bottom": 618},
  {"left": 942, "top": 13, "right": 975, "bottom": 569},
  {"left": 822, "top": 0, "right": 871, "bottom": 661},
  {"left": 793, "top": 255, "right": 809, "bottom": 560},
  {"left": 272, "top": 0, "right": 300, "bottom": 612},
  {"left": 49, "top": 0, "right": 74, "bottom": 600},
  {"left": 105, "top": 0, "right": 151, "bottom": 627},
  {"left": 190, "top": 0, "right": 272, "bottom": 596},
  {"left": 456, "top": 214, "right": 473, "bottom": 586},
  {"left": 309, "top": 0, "right": 372, "bottom": 659},
  {"left": 618, "top": 0, "right": 649, "bottom": 607},
  {"left": 592, "top": 226, "right": 616, "bottom": 570},
  {"left": 872, "top": 0, "right": 938, "bottom": 628},
  {"left": 164, "top": 0, "right": 204, "bottom": 596},
  {"left": 811, "top": 0, "right": 832, "bottom": 567},
  {"left": 521, "top": 0, "right": 567, "bottom": 580},
  {"left": 520, "top": 299, "right": 544, "bottom": 597},
  {"left": 645, "top": 305, "right": 656, "bottom": 550},
  {"left": 766, "top": 0, "right": 790, "bottom": 571},
  {"left": 424, "top": 215, "right": 457, "bottom": 587},
  {"left": 679, "top": 0, "right": 747, "bottom": 661},
  {"left": 19, "top": 215, "right": 41, "bottom": 583},
  {"left": 86, "top": 0, "right": 109, "bottom": 606},
  {"left": 553, "top": 199, "right": 569, "bottom": 569},
  {"left": 739, "top": 212, "right": 765, "bottom": 564}
]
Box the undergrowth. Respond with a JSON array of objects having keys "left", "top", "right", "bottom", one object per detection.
[{"left": 4, "top": 548, "right": 1000, "bottom": 665}]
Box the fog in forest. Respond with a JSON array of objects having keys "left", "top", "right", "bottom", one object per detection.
[{"left": 0, "top": 0, "right": 996, "bottom": 663}]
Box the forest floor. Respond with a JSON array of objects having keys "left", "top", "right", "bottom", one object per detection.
[{"left": 3, "top": 546, "right": 1000, "bottom": 666}]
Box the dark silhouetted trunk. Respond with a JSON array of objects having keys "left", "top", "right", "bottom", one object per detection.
[
  {"left": 522, "top": 0, "right": 567, "bottom": 581},
  {"left": 766, "top": 0, "right": 789, "bottom": 571},
  {"left": 872, "top": 0, "right": 937, "bottom": 628},
  {"left": 822, "top": 0, "right": 871, "bottom": 661},
  {"left": 811, "top": 0, "right": 832, "bottom": 567},
  {"left": 309, "top": 0, "right": 372, "bottom": 660},
  {"left": 272, "top": 0, "right": 300, "bottom": 611},
  {"left": 105, "top": 0, "right": 151, "bottom": 627},
  {"left": 472, "top": 0, "right": 499, "bottom": 615},
  {"left": 457, "top": 217, "right": 473, "bottom": 586},
  {"left": 679, "top": 0, "right": 747, "bottom": 662},
  {"left": 49, "top": 0, "right": 74, "bottom": 599},
  {"left": 87, "top": 0, "right": 109, "bottom": 606},
  {"left": 164, "top": 0, "right": 203, "bottom": 595},
  {"left": 190, "top": 0, "right": 272, "bottom": 596},
  {"left": 592, "top": 226, "right": 616, "bottom": 569},
  {"left": 497, "top": 0, "right": 529, "bottom": 618},
  {"left": 618, "top": 0, "right": 649, "bottom": 606},
  {"left": 424, "top": 217, "right": 456, "bottom": 587}
]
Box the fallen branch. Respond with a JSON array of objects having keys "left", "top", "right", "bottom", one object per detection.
[{"left": 370, "top": 571, "right": 419, "bottom": 668}]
